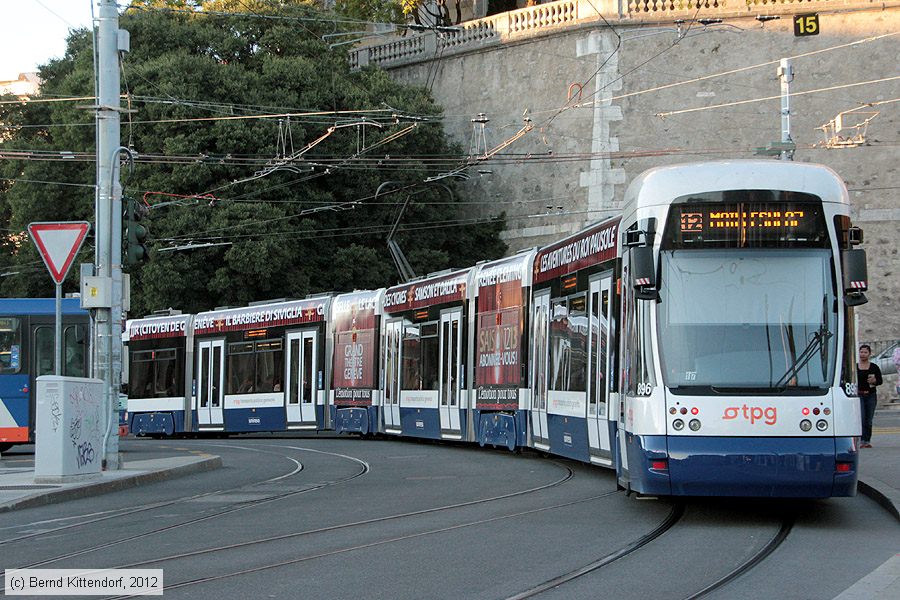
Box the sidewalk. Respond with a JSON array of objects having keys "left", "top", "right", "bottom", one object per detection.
[
  {"left": 0, "top": 453, "right": 222, "bottom": 513},
  {"left": 859, "top": 406, "right": 900, "bottom": 522}
]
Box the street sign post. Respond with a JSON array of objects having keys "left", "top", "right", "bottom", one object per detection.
[{"left": 27, "top": 221, "right": 90, "bottom": 375}]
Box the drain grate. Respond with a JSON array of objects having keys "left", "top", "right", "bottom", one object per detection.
[{"left": 0, "top": 485, "right": 60, "bottom": 490}]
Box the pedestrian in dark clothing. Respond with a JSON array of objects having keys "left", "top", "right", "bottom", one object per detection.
[{"left": 857, "top": 344, "right": 882, "bottom": 448}]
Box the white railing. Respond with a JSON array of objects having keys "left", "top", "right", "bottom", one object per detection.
[{"left": 349, "top": 0, "right": 872, "bottom": 70}]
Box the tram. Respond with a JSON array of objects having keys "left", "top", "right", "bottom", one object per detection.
[
  {"left": 124, "top": 160, "right": 867, "bottom": 498},
  {"left": 0, "top": 298, "right": 90, "bottom": 451}
]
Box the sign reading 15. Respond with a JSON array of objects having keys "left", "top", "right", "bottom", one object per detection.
[{"left": 794, "top": 13, "right": 820, "bottom": 37}]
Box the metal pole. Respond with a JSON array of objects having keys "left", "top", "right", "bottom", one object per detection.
[
  {"left": 95, "top": 0, "right": 121, "bottom": 470},
  {"left": 55, "top": 283, "right": 62, "bottom": 376},
  {"left": 778, "top": 58, "right": 794, "bottom": 161}
]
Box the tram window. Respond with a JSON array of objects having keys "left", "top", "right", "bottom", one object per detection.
[
  {"left": 568, "top": 295, "right": 588, "bottom": 392},
  {"left": 401, "top": 323, "right": 439, "bottom": 391},
  {"left": 590, "top": 291, "right": 600, "bottom": 411},
  {"left": 625, "top": 278, "right": 656, "bottom": 394},
  {"left": 228, "top": 342, "right": 255, "bottom": 393},
  {"left": 64, "top": 326, "right": 86, "bottom": 377},
  {"left": 402, "top": 326, "right": 421, "bottom": 390},
  {"left": 255, "top": 339, "right": 284, "bottom": 393},
  {"left": 153, "top": 349, "right": 178, "bottom": 397},
  {"left": 550, "top": 298, "right": 588, "bottom": 393},
  {"left": 0, "top": 318, "right": 22, "bottom": 374},
  {"left": 130, "top": 350, "right": 156, "bottom": 398},
  {"left": 420, "top": 324, "right": 439, "bottom": 391}
]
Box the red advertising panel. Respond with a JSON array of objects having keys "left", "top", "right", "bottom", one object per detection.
[
  {"left": 533, "top": 217, "right": 620, "bottom": 285},
  {"left": 332, "top": 291, "right": 380, "bottom": 406},
  {"left": 127, "top": 315, "right": 191, "bottom": 341},
  {"left": 475, "top": 255, "right": 531, "bottom": 410},
  {"left": 193, "top": 299, "right": 327, "bottom": 336},
  {"left": 383, "top": 270, "right": 469, "bottom": 314}
]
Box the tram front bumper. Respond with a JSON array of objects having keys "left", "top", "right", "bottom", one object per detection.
[{"left": 664, "top": 435, "right": 857, "bottom": 498}]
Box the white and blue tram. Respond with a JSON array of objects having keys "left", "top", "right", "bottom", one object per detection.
[
  {"left": 615, "top": 160, "right": 865, "bottom": 496},
  {"left": 124, "top": 160, "right": 866, "bottom": 498}
]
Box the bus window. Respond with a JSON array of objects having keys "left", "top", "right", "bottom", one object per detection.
[
  {"left": 64, "top": 325, "right": 86, "bottom": 377},
  {"left": 0, "top": 318, "right": 21, "bottom": 374},
  {"left": 34, "top": 326, "right": 55, "bottom": 376}
]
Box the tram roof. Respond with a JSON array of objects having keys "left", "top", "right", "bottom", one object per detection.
[{"left": 623, "top": 160, "right": 850, "bottom": 211}]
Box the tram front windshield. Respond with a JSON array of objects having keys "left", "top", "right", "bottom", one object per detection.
[{"left": 658, "top": 192, "right": 836, "bottom": 393}]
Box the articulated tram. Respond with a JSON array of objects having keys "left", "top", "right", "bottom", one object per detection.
[{"left": 125, "top": 160, "right": 868, "bottom": 497}]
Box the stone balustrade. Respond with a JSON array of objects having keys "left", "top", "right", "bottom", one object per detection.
[{"left": 349, "top": 0, "right": 880, "bottom": 70}]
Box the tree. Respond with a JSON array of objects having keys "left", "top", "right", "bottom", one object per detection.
[{"left": 0, "top": 0, "right": 506, "bottom": 314}]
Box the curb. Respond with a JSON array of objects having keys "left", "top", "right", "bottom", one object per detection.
[
  {"left": 0, "top": 455, "right": 222, "bottom": 513},
  {"left": 857, "top": 476, "right": 900, "bottom": 523}
]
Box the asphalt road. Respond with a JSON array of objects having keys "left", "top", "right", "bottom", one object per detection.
[{"left": 0, "top": 435, "right": 897, "bottom": 600}]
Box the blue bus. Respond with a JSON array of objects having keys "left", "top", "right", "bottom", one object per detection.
[{"left": 0, "top": 298, "right": 90, "bottom": 452}]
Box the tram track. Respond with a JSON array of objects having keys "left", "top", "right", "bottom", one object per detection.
[
  {"left": 0, "top": 443, "right": 306, "bottom": 546},
  {"left": 504, "top": 502, "right": 685, "bottom": 600},
  {"left": 0, "top": 444, "right": 370, "bottom": 577},
  {"left": 681, "top": 512, "right": 795, "bottom": 600},
  {"left": 4, "top": 450, "right": 586, "bottom": 597},
  {"left": 61, "top": 459, "right": 579, "bottom": 576},
  {"left": 504, "top": 504, "right": 795, "bottom": 600},
  {"left": 103, "top": 486, "right": 615, "bottom": 600}
]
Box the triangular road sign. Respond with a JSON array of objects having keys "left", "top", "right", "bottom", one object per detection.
[{"left": 28, "top": 221, "right": 90, "bottom": 285}]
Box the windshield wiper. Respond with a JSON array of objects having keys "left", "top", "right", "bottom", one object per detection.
[{"left": 774, "top": 324, "right": 833, "bottom": 388}]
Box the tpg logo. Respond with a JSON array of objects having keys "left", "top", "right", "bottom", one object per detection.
[{"left": 722, "top": 405, "right": 777, "bottom": 425}]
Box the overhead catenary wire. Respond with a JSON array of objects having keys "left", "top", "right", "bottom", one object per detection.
[{"left": 656, "top": 75, "right": 900, "bottom": 118}]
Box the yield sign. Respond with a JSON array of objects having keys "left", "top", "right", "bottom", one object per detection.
[{"left": 28, "top": 221, "right": 90, "bottom": 284}]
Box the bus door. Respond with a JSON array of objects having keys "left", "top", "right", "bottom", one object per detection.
[
  {"left": 285, "top": 330, "right": 317, "bottom": 426},
  {"left": 530, "top": 291, "right": 550, "bottom": 449},
  {"left": 588, "top": 274, "right": 614, "bottom": 464},
  {"left": 439, "top": 309, "right": 462, "bottom": 437},
  {"left": 382, "top": 320, "right": 401, "bottom": 433},
  {"left": 197, "top": 339, "right": 224, "bottom": 428}
]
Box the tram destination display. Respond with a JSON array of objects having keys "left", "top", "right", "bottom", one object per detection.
[{"left": 665, "top": 193, "right": 828, "bottom": 248}]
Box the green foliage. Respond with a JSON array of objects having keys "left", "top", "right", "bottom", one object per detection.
[{"left": 0, "top": 0, "right": 506, "bottom": 314}]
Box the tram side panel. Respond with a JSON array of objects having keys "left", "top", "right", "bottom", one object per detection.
[
  {"left": 192, "top": 297, "right": 331, "bottom": 434},
  {"left": 473, "top": 252, "right": 535, "bottom": 451},
  {"left": 382, "top": 270, "right": 471, "bottom": 441},
  {"left": 332, "top": 290, "right": 383, "bottom": 435},
  {"left": 126, "top": 314, "right": 194, "bottom": 437},
  {"left": 531, "top": 219, "right": 621, "bottom": 465}
]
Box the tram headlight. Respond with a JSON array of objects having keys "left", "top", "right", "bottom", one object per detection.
[
  {"left": 689, "top": 419, "right": 701, "bottom": 431},
  {"left": 672, "top": 419, "right": 685, "bottom": 431},
  {"left": 800, "top": 419, "right": 812, "bottom": 432},
  {"left": 816, "top": 419, "right": 828, "bottom": 431}
]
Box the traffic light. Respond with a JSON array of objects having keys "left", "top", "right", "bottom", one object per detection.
[{"left": 124, "top": 196, "right": 150, "bottom": 266}]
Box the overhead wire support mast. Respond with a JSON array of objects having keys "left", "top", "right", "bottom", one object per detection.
[{"left": 779, "top": 58, "right": 795, "bottom": 161}]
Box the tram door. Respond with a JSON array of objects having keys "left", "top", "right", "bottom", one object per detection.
[
  {"left": 382, "top": 320, "right": 402, "bottom": 432},
  {"left": 530, "top": 292, "right": 550, "bottom": 449},
  {"left": 197, "top": 339, "right": 224, "bottom": 428},
  {"left": 439, "top": 310, "right": 462, "bottom": 437},
  {"left": 588, "top": 275, "right": 613, "bottom": 463},
  {"left": 285, "top": 330, "right": 317, "bottom": 426}
]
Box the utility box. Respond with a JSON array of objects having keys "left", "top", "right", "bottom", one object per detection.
[{"left": 34, "top": 376, "right": 105, "bottom": 483}]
